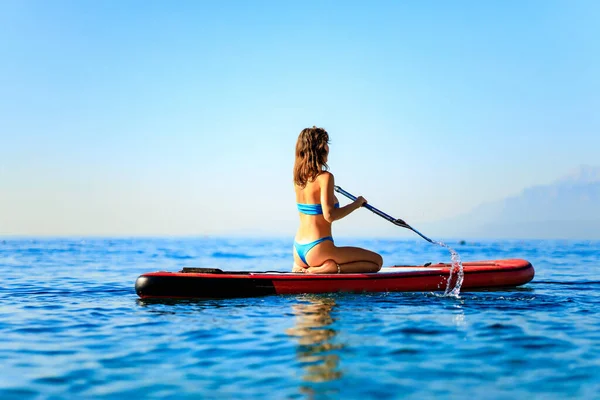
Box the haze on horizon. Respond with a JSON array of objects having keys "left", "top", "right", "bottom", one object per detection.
[{"left": 1, "top": 1, "right": 598, "bottom": 238}]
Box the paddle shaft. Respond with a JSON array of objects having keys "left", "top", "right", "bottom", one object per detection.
[{"left": 333, "top": 185, "right": 435, "bottom": 244}]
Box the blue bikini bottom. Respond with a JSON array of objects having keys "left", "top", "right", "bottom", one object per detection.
[{"left": 294, "top": 236, "right": 334, "bottom": 266}]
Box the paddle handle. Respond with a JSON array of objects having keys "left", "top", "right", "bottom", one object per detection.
[{"left": 334, "top": 185, "right": 435, "bottom": 244}]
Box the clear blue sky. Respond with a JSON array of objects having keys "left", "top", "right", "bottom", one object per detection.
[{"left": 1, "top": 0, "right": 598, "bottom": 236}]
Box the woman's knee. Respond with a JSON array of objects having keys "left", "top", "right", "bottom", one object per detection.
[
  {"left": 371, "top": 251, "right": 383, "bottom": 267},
  {"left": 364, "top": 261, "right": 381, "bottom": 273}
]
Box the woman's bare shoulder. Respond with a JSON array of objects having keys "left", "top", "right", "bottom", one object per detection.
[
  {"left": 316, "top": 172, "right": 334, "bottom": 191},
  {"left": 317, "top": 171, "right": 334, "bottom": 181}
]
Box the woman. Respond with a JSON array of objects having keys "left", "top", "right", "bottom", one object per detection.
[{"left": 292, "top": 126, "right": 383, "bottom": 274}]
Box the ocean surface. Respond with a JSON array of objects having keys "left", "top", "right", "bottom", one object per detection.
[{"left": 1, "top": 237, "right": 599, "bottom": 399}]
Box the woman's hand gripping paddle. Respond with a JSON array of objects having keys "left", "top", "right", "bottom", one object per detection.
[{"left": 334, "top": 186, "right": 435, "bottom": 244}]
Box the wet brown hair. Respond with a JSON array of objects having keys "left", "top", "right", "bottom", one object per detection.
[{"left": 293, "top": 126, "right": 330, "bottom": 187}]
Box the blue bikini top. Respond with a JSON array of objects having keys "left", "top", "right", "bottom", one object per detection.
[{"left": 297, "top": 202, "right": 339, "bottom": 215}]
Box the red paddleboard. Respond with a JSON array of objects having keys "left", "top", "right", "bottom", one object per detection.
[{"left": 135, "top": 258, "right": 534, "bottom": 299}]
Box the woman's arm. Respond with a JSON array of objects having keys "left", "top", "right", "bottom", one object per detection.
[{"left": 320, "top": 173, "right": 366, "bottom": 223}]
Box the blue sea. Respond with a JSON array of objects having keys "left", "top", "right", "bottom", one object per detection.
[{"left": 1, "top": 237, "right": 599, "bottom": 399}]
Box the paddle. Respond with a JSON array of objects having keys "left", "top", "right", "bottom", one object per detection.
[{"left": 334, "top": 185, "right": 435, "bottom": 244}]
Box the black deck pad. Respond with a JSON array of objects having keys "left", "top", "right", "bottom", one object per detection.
[{"left": 181, "top": 267, "right": 224, "bottom": 274}]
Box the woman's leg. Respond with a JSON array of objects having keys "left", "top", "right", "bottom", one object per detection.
[
  {"left": 292, "top": 246, "right": 338, "bottom": 273},
  {"left": 306, "top": 242, "right": 383, "bottom": 274},
  {"left": 304, "top": 260, "right": 338, "bottom": 274}
]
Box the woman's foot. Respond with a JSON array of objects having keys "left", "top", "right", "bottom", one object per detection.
[{"left": 292, "top": 263, "right": 308, "bottom": 273}]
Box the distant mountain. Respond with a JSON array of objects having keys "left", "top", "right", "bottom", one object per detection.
[{"left": 430, "top": 165, "right": 600, "bottom": 239}]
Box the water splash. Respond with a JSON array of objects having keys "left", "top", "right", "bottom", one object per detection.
[{"left": 434, "top": 241, "right": 464, "bottom": 297}]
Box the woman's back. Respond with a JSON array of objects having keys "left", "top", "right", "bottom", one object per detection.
[
  {"left": 294, "top": 174, "right": 333, "bottom": 241},
  {"left": 295, "top": 178, "right": 321, "bottom": 204}
]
